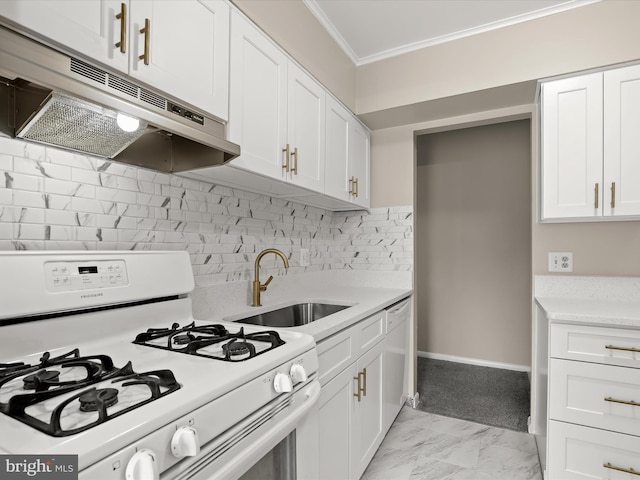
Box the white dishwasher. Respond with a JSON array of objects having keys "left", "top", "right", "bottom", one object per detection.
[{"left": 383, "top": 296, "right": 411, "bottom": 431}]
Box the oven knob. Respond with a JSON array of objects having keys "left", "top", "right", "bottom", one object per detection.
[
  {"left": 125, "top": 448, "right": 159, "bottom": 480},
  {"left": 289, "top": 363, "right": 308, "bottom": 384},
  {"left": 171, "top": 426, "right": 201, "bottom": 458},
  {"left": 273, "top": 372, "right": 293, "bottom": 393}
]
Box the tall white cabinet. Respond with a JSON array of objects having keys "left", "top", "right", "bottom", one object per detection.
[
  {"left": 0, "top": 0, "right": 230, "bottom": 120},
  {"left": 541, "top": 64, "right": 640, "bottom": 220}
]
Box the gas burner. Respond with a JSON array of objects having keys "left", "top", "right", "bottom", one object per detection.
[
  {"left": 79, "top": 388, "right": 119, "bottom": 412},
  {"left": 23, "top": 370, "right": 60, "bottom": 390},
  {"left": 172, "top": 333, "right": 195, "bottom": 345},
  {"left": 133, "top": 323, "right": 286, "bottom": 362},
  {"left": 223, "top": 340, "right": 256, "bottom": 360}
]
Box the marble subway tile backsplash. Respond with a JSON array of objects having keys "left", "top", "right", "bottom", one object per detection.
[{"left": 0, "top": 137, "right": 413, "bottom": 286}]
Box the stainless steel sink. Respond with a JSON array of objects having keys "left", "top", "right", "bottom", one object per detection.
[{"left": 232, "top": 303, "right": 349, "bottom": 328}]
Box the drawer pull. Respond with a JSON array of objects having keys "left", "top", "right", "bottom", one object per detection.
[
  {"left": 605, "top": 344, "right": 640, "bottom": 353},
  {"left": 604, "top": 462, "right": 640, "bottom": 476},
  {"left": 353, "top": 372, "right": 363, "bottom": 402},
  {"left": 605, "top": 396, "right": 640, "bottom": 407},
  {"left": 362, "top": 367, "right": 367, "bottom": 397}
]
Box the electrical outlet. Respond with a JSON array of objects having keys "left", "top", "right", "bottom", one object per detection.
[
  {"left": 300, "top": 248, "right": 310, "bottom": 267},
  {"left": 548, "top": 252, "right": 573, "bottom": 272}
]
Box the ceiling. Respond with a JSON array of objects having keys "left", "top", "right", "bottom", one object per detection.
[{"left": 303, "top": 0, "right": 599, "bottom": 65}]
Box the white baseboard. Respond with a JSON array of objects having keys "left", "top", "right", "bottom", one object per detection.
[{"left": 418, "top": 350, "right": 531, "bottom": 373}]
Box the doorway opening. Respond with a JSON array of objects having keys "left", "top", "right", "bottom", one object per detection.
[{"left": 414, "top": 119, "right": 532, "bottom": 430}]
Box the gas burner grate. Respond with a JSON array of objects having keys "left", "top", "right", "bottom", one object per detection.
[
  {"left": 0, "top": 350, "right": 181, "bottom": 437},
  {"left": 133, "top": 323, "right": 286, "bottom": 362}
]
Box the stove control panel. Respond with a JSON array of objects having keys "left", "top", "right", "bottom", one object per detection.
[{"left": 44, "top": 260, "right": 129, "bottom": 292}]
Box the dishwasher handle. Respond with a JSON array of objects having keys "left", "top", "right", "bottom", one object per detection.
[{"left": 387, "top": 298, "right": 410, "bottom": 317}]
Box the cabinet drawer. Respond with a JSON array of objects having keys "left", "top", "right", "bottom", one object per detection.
[
  {"left": 548, "top": 421, "right": 640, "bottom": 480},
  {"left": 550, "top": 323, "right": 640, "bottom": 368},
  {"left": 550, "top": 359, "right": 640, "bottom": 436},
  {"left": 356, "top": 311, "right": 385, "bottom": 356},
  {"left": 317, "top": 327, "right": 356, "bottom": 386}
]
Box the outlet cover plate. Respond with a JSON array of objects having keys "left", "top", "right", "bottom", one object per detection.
[{"left": 548, "top": 252, "right": 573, "bottom": 272}]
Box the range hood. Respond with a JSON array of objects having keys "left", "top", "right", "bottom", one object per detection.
[{"left": 0, "top": 26, "right": 240, "bottom": 173}]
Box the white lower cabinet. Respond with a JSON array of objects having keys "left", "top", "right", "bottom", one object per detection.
[
  {"left": 547, "top": 322, "right": 640, "bottom": 479},
  {"left": 317, "top": 311, "right": 386, "bottom": 480},
  {"left": 548, "top": 421, "right": 640, "bottom": 479},
  {"left": 352, "top": 341, "right": 385, "bottom": 478},
  {"left": 318, "top": 363, "right": 357, "bottom": 480}
]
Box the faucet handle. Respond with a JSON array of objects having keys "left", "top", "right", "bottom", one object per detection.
[{"left": 261, "top": 275, "right": 274, "bottom": 291}]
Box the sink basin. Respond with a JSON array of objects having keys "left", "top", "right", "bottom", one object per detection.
[{"left": 232, "top": 303, "right": 349, "bottom": 328}]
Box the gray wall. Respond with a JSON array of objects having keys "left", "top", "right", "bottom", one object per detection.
[{"left": 416, "top": 120, "right": 532, "bottom": 366}]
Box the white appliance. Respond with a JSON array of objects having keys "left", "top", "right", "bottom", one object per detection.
[
  {"left": 383, "top": 297, "right": 411, "bottom": 432},
  {"left": 0, "top": 251, "right": 320, "bottom": 480}
]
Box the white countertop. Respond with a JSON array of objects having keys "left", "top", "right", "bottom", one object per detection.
[
  {"left": 535, "top": 275, "right": 640, "bottom": 329},
  {"left": 191, "top": 270, "right": 413, "bottom": 342}
]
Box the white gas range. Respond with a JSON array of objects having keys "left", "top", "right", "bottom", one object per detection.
[{"left": 0, "top": 251, "right": 320, "bottom": 480}]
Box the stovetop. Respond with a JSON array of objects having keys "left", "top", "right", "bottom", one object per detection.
[{"left": 0, "top": 298, "right": 316, "bottom": 469}]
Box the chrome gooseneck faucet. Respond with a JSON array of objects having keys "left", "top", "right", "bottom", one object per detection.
[{"left": 252, "top": 248, "right": 289, "bottom": 307}]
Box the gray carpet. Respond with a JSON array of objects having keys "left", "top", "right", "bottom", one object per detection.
[{"left": 416, "top": 357, "right": 530, "bottom": 432}]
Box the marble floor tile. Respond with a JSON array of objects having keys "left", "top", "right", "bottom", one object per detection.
[{"left": 362, "top": 407, "right": 542, "bottom": 480}]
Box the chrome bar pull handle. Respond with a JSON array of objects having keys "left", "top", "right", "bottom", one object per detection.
[
  {"left": 594, "top": 182, "right": 599, "bottom": 209},
  {"left": 605, "top": 396, "right": 640, "bottom": 407},
  {"left": 604, "top": 462, "right": 640, "bottom": 476},
  {"left": 348, "top": 177, "right": 354, "bottom": 195},
  {"left": 115, "top": 3, "right": 127, "bottom": 53},
  {"left": 139, "top": 18, "right": 150, "bottom": 65},
  {"left": 282, "top": 144, "right": 290, "bottom": 172},
  {"left": 291, "top": 147, "right": 298, "bottom": 175},
  {"left": 611, "top": 181, "right": 616, "bottom": 208},
  {"left": 605, "top": 344, "right": 640, "bottom": 353},
  {"left": 354, "top": 177, "right": 359, "bottom": 198}
]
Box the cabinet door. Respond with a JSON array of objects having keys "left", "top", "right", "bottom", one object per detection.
[
  {"left": 349, "top": 119, "right": 371, "bottom": 208},
  {"left": 286, "top": 62, "right": 325, "bottom": 191},
  {"left": 604, "top": 64, "right": 640, "bottom": 217},
  {"left": 0, "top": 0, "right": 129, "bottom": 73},
  {"left": 318, "top": 364, "right": 357, "bottom": 480},
  {"left": 128, "top": 0, "right": 229, "bottom": 119},
  {"left": 352, "top": 340, "right": 385, "bottom": 480},
  {"left": 228, "top": 10, "right": 288, "bottom": 179},
  {"left": 541, "top": 73, "right": 603, "bottom": 219},
  {"left": 325, "top": 96, "right": 351, "bottom": 202}
]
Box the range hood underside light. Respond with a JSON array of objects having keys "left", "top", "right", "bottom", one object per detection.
[{"left": 16, "top": 92, "right": 148, "bottom": 158}]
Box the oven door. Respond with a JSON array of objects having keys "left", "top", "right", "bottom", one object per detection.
[{"left": 168, "top": 379, "right": 321, "bottom": 480}]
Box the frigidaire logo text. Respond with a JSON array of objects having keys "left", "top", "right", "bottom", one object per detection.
[
  {"left": 1, "top": 455, "right": 77, "bottom": 479},
  {"left": 80, "top": 292, "right": 103, "bottom": 299}
]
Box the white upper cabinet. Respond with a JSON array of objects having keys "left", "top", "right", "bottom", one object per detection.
[
  {"left": 0, "top": 0, "right": 230, "bottom": 120},
  {"left": 128, "top": 0, "right": 229, "bottom": 120},
  {"left": 349, "top": 118, "right": 371, "bottom": 209},
  {"left": 227, "top": 9, "right": 288, "bottom": 178},
  {"left": 325, "top": 96, "right": 351, "bottom": 202},
  {"left": 0, "top": 0, "right": 130, "bottom": 72},
  {"left": 286, "top": 62, "right": 326, "bottom": 191},
  {"left": 541, "top": 64, "right": 640, "bottom": 221},
  {"left": 325, "top": 96, "right": 371, "bottom": 208},
  {"left": 541, "top": 73, "right": 603, "bottom": 220},
  {"left": 603, "top": 64, "right": 640, "bottom": 217},
  {"left": 228, "top": 10, "right": 325, "bottom": 192}
]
